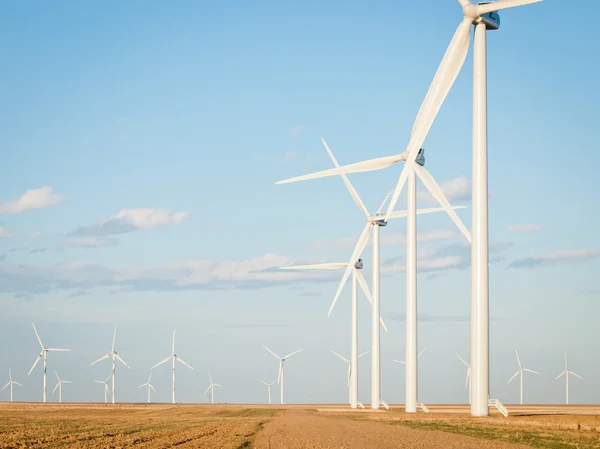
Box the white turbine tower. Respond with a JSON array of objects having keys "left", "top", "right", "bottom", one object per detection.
[
  {"left": 276, "top": 0, "right": 542, "bottom": 416},
  {"left": 507, "top": 349, "right": 540, "bottom": 405},
  {"left": 52, "top": 370, "right": 72, "bottom": 403},
  {"left": 278, "top": 139, "right": 468, "bottom": 410},
  {"left": 260, "top": 380, "right": 276, "bottom": 405},
  {"left": 263, "top": 346, "right": 302, "bottom": 405},
  {"left": 456, "top": 353, "right": 472, "bottom": 404},
  {"left": 552, "top": 353, "right": 582, "bottom": 405},
  {"left": 1, "top": 369, "right": 23, "bottom": 402},
  {"left": 204, "top": 373, "right": 222, "bottom": 404},
  {"left": 89, "top": 325, "right": 130, "bottom": 404},
  {"left": 94, "top": 373, "right": 112, "bottom": 404},
  {"left": 138, "top": 371, "right": 156, "bottom": 404},
  {"left": 331, "top": 350, "right": 369, "bottom": 406},
  {"left": 28, "top": 323, "right": 70, "bottom": 403},
  {"left": 151, "top": 329, "right": 194, "bottom": 404}
]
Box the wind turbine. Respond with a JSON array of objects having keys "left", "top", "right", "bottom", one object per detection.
[
  {"left": 331, "top": 350, "right": 369, "bottom": 406},
  {"left": 278, "top": 139, "right": 468, "bottom": 410},
  {"left": 260, "top": 380, "right": 276, "bottom": 405},
  {"left": 94, "top": 373, "right": 112, "bottom": 404},
  {"left": 89, "top": 325, "right": 130, "bottom": 404},
  {"left": 138, "top": 371, "right": 156, "bottom": 404},
  {"left": 276, "top": 0, "right": 542, "bottom": 416},
  {"left": 1, "top": 369, "right": 23, "bottom": 402},
  {"left": 393, "top": 347, "right": 427, "bottom": 365},
  {"left": 151, "top": 329, "right": 194, "bottom": 404},
  {"left": 52, "top": 370, "right": 72, "bottom": 403},
  {"left": 28, "top": 323, "right": 70, "bottom": 403},
  {"left": 456, "top": 353, "right": 472, "bottom": 404},
  {"left": 204, "top": 373, "right": 222, "bottom": 404},
  {"left": 552, "top": 353, "right": 582, "bottom": 405},
  {"left": 507, "top": 349, "right": 540, "bottom": 405},
  {"left": 393, "top": 348, "right": 427, "bottom": 411},
  {"left": 263, "top": 346, "right": 302, "bottom": 404}
]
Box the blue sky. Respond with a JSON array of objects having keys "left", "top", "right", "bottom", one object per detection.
[{"left": 1, "top": 0, "right": 599, "bottom": 405}]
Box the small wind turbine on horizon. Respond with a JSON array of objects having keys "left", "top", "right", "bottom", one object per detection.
[
  {"left": 260, "top": 380, "right": 276, "bottom": 405},
  {"left": 553, "top": 353, "right": 582, "bottom": 405},
  {"left": 52, "top": 370, "right": 72, "bottom": 403},
  {"left": 152, "top": 329, "right": 194, "bottom": 404},
  {"left": 204, "top": 373, "right": 222, "bottom": 404},
  {"left": 28, "top": 323, "right": 70, "bottom": 403},
  {"left": 138, "top": 371, "right": 156, "bottom": 404},
  {"left": 393, "top": 348, "right": 427, "bottom": 366},
  {"left": 456, "top": 353, "right": 471, "bottom": 404},
  {"left": 507, "top": 349, "right": 539, "bottom": 405},
  {"left": 94, "top": 373, "right": 112, "bottom": 404},
  {"left": 1, "top": 369, "right": 23, "bottom": 402},
  {"left": 263, "top": 346, "right": 302, "bottom": 405},
  {"left": 89, "top": 325, "right": 131, "bottom": 404},
  {"left": 331, "top": 349, "right": 369, "bottom": 406}
]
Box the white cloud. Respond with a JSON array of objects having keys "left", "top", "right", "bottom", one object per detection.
[
  {"left": 71, "top": 237, "right": 118, "bottom": 247},
  {"left": 0, "top": 227, "right": 11, "bottom": 238},
  {"left": 417, "top": 176, "right": 471, "bottom": 205},
  {"left": 0, "top": 187, "right": 64, "bottom": 214},
  {"left": 510, "top": 249, "right": 600, "bottom": 269},
  {"left": 506, "top": 224, "right": 542, "bottom": 233}
]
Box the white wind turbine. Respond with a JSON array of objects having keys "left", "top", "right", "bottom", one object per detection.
[
  {"left": 1, "top": 369, "right": 23, "bottom": 402},
  {"left": 52, "top": 370, "right": 72, "bottom": 403},
  {"left": 138, "top": 371, "right": 156, "bottom": 404},
  {"left": 90, "top": 325, "right": 130, "bottom": 404},
  {"left": 94, "top": 373, "right": 112, "bottom": 404},
  {"left": 279, "top": 139, "right": 468, "bottom": 410},
  {"left": 456, "top": 353, "right": 472, "bottom": 404},
  {"left": 553, "top": 353, "right": 582, "bottom": 405},
  {"left": 393, "top": 347, "right": 427, "bottom": 366},
  {"left": 263, "top": 346, "right": 302, "bottom": 405},
  {"left": 331, "top": 349, "right": 369, "bottom": 406},
  {"left": 204, "top": 373, "right": 222, "bottom": 404},
  {"left": 151, "top": 329, "right": 194, "bottom": 404},
  {"left": 28, "top": 323, "right": 70, "bottom": 403},
  {"left": 394, "top": 348, "right": 427, "bottom": 411},
  {"left": 260, "top": 380, "right": 276, "bottom": 405},
  {"left": 277, "top": 0, "right": 542, "bottom": 416},
  {"left": 507, "top": 349, "right": 540, "bottom": 405}
]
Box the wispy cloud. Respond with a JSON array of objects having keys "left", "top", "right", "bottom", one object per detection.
[
  {"left": 509, "top": 249, "right": 600, "bottom": 269},
  {"left": 0, "top": 187, "right": 64, "bottom": 214},
  {"left": 0, "top": 227, "right": 11, "bottom": 238},
  {"left": 507, "top": 224, "right": 542, "bottom": 233},
  {"left": 71, "top": 237, "right": 118, "bottom": 247},
  {"left": 71, "top": 208, "right": 190, "bottom": 239},
  {"left": 417, "top": 176, "right": 471, "bottom": 205}
]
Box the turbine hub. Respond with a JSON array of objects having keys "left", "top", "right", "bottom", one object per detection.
[{"left": 354, "top": 259, "right": 364, "bottom": 270}]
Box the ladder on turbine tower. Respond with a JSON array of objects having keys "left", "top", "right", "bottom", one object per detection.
[
  {"left": 418, "top": 403, "right": 430, "bottom": 413},
  {"left": 489, "top": 399, "right": 508, "bottom": 417}
]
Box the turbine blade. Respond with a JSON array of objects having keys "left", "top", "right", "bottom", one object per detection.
[
  {"left": 14, "top": 382, "right": 23, "bottom": 387},
  {"left": 55, "top": 370, "right": 60, "bottom": 381},
  {"left": 283, "top": 349, "right": 303, "bottom": 359},
  {"left": 276, "top": 155, "right": 403, "bottom": 185},
  {"left": 209, "top": 372, "right": 213, "bottom": 384},
  {"left": 328, "top": 223, "right": 372, "bottom": 316},
  {"left": 456, "top": 353, "right": 469, "bottom": 367},
  {"left": 281, "top": 262, "right": 347, "bottom": 270},
  {"left": 115, "top": 354, "right": 131, "bottom": 369},
  {"left": 393, "top": 360, "right": 406, "bottom": 365},
  {"left": 28, "top": 352, "right": 42, "bottom": 375},
  {"left": 204, "top": 385, "right": 211, "bottom": 394},
  {"left": 418, "top": 348, "right": 427, "bottom": 359},
  {"left": 358, "top": 350, "right": 370, "bottom": 358},
  {"left": 507, "top": 370, "right": 520, "bottom": 384},
  {"left": 569, "top": 371, "right": 583, "bottom": 380},
  {"left": 413, "top": 165, "right": 471, "bottom": 242},
  {"left": 383, "top": 17, "right": 472, "bottom": 222},
  {"left": 523, "top": 369, "right": 540, "bottom": 375},
  {"left": 32, "top": 323, "right": 44, "bottom": 349},
  {"left": 89, "top": 353, "right": 111, "bottom": 366},
  {"left": 277, "top": 362, "right": 283, "bottom": 385},
  {"left": 53, "top": 382, "right": 59, "bottom": 393},
  {"left": 112, "top": 325, "right": 117, "bottom": 352},
  {"left": 515, "top": 348, "right": 521, "bottom": 368},
  {"left": 138, "top": 383, "right": 147, "bottom": 388},
  {"left": 176, "top": 357, "right": 194, "bottom": 370},
  {"left": 322, "top": 138, "right": 370, "bottom": 217},
  {"left": 260, "top": 380, "right": 269, "bottom": 386},
  {"left": 376, "top": 192, "right": 392, "bottom": 216},
  {"left": 0, "top": 382, "right": 9, "bottom": 391},
  {"left": 46, "top": 348, "right": 70, "bottom": 352},
  {"left": 330, "top": 350, "right": 350, "bottom": 363},
  {"left": 172, "top": 329, "right": 176, "bottom": 355},
  {"left": 262, "top": 346, "right": 281, "bottom": 360},
  {"left": 465, "top": 369, "right": 470, "bottom": 389},
  {"left": 214, "top": 383, "right": 222, "bottom": 387},
  {"left": 63, "top": 381, "right": 72, "bottom": 384},
  {"left": 476, "top": 0, "right": 543, "bottom": 15},
  {"left": 355, "top": 270, "right": 388, "bottom": 332},
  {"left": 553, "top": 371, "right": 566, "bottom": 381},
  {"left": 150, "top": 384, "right": 156, "bottom": 391},
  {"left": 151, "top": 355, "right": 172, "bottom": 370}
]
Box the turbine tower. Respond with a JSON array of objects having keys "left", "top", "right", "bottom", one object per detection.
[
  {"left": 456, "top": 353, "right": 472, "bottom": 404},
  {"left": 89, "top": 325, "right": 130, "bottom": 404},
  {"left": 52, "top": 370, "right": 72, "bottom": 403},
  {"left": 276, "top": 0, "right": 542, "bottom": 416},
  {"left": 138, "top": 371, "right": 156, "bottom": 404},
  {"left": 260, "top": 380, "right": 276, "bottom": 405},
  {"left": 331, "top": 350, "right": 369, "bottom": 406},
  {"left": 204, "top": 373, "right": 222, "bottom": 404},
  {"left": 263, "top": 346, "right": 302, "bottom": 404},
  {"left": 552, "top": 353, "right": 582, "bottom": 405},
  {"left": 151, "top": 329, "right": 194, "bottom": 404},
  {"left": 94, "top": 373, "right": 112, "bottom": 404},
  {"left": 507, "top": 349, "right": 540, "bottom": 405},
  {"left": 1, "top": 369, "right": 23, "bottom": 403},
  {"left": 28, "top": 323, "right": 70, "bottom": 403}
]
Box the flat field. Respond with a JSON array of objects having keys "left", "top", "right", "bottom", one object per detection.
[{"left": 2, "top": 403, "right": 600, "bottom": 448}]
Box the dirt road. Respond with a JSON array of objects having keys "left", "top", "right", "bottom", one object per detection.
[{"left": 253, "top": 409, "right": 531, "bottom": 449}]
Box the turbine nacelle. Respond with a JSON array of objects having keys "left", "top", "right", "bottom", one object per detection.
[{"left": 354, "top": 259, "right": 363, "bottom": 270}]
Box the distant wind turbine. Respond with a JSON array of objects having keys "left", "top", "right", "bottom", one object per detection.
[
  {"left": 507, "top": 349, "right": 539, "bottom": 405},
  {"left": 204, "top": 373, "right": 222, "bottom": 404},
  {"left": 263, "top": 346, "right": 302, "bottom": 404},
  {"left": 456, "top": 353, "right": 471, "bottom": 404},
  {"left": 94, "top": 373, "right": 112, "bottom": 404},
  {"left": 52, "top": 370, "right": 72, "bottom": 403},
  {"left": 138, "top": 371, "right": 156, "bottom": 404},
  {"left": 553, "top": 353, "right": 582, "bottom": 405},
  {"left": 260, "top": 380, "right": 276, "bottom": 405},
  {"left": 330, "top": 349, "right": 369, "bottom": 406},
  {"left": 28, "top": 323, "right": 70, "bottom": 403},
  {"left": 89, "top": 325, "right": 131, "bottom": 404},
  {"left": 1, "top": 369, "right": 23, "bottom": 402},
  {"left": 393, "top": 348, "right": 427, "bottom": 365},
  {"left": 152, "top": 329, "right": 194, "bottom": 404}
]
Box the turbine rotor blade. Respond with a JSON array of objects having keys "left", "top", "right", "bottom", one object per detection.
[
  {"left": 393, "top": 360, "right": 406, "bottom": 365},
  {"left": 523, "top": 369, "right": 540, "bottom": 375},
  {"left": 112, "top": 325, "right": 117, "bottom": 352},
  {"left": 475, "top": 0, "right": 543, "bottom": 15},
  {"left": 507, "top": 370, "right": 520, "bottom": 384},
  {"left": 330, "top": 350, "right": 350, "bottom": 363},
  {"left": 355, "top": 270, "right": 388, "bottom": 332},
  {"left": 283, "top": 349, "right": 303, "bottom": 359},
  {"left": 281, "top": 262, "right": 347, "bottom": 270},
  {"left": 515, "top": 349, "right": 521, "bottom": 368},
  {"left": 358, "top": 350, "right": 370, "bottom": 358},
  {"left": 176, "top": 357, "right": 194, "bottom": 370},
  {"left": 89, "top": 353, "right": 110, "bottom": 366},
  {"left": 115, "top": 354, "right": 131, "bottom": 369},
  {"left": 553, "top": 371, "right": 566, "bottom": 381},
  {"left": 151, "top": 355, "right": 172, "bottom": 370},
  {"left": 28, "top": 352, "right": 43, "bottom": 375},
  {"left": 569, "top": 371, "right": 583, "bottom": 380},
  {"left": 32, "top": 323, "right": 44, "bottom": 349},
  {"left": 262, "top": 345, "right": 281, "bottom": 360}
]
